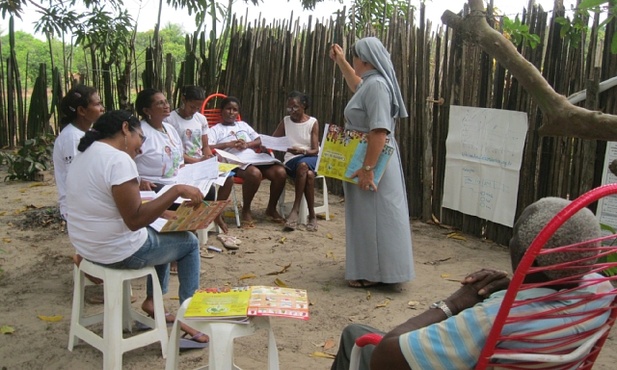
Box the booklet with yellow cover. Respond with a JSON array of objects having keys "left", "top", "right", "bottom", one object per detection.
[
  {"left": 316, "top": 124, "right": 394, "bottom": 185},
  {"left": 184, "top": 286, "right": 309, "bottom": 322}
]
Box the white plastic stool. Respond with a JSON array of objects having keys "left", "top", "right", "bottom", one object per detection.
[
  {"left": 68, "top": 259, "right": 169, "bottom": 369},
  {"left": 166, "top": 298, "right": 280, "bottom": 370},
  {"left": 278, "top": 175, "right": 330, "bottom": 225}
]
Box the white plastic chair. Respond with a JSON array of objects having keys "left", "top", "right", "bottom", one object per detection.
[
  {"left": 68, "top": 259, "right": 168, "bottom": 369},
  {"left": 165, "top": 297, "right": 280, "bottom": 370},
  {"left": 278, "top": 175, "right": 329, "bottom": 225}
]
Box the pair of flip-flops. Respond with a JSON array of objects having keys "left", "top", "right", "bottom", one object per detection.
[
  {"left": 217, "top": 234, "right": 241, "bottom": 250},
  {"left": 348, "top": 280, "right": 381, "bottom": 288},
  {"left": 179, "top": 332, "right": 209, "bottom": 349}
]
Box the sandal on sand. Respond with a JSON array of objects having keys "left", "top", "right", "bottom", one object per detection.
[
  {"left": 217, "top": 234, "right": 241, "bottom": 250},
  {"left": 283, "top": 220, "right": 297, "bottom": 231},
  {"left": 266, "top": 216, "right": 286, "bottom": 224},
  {"left": 348, "top": 280, "right": 380, "bottom": 288},
  {"left": 306, "top": 220, "right": 318, "bottom": 232},
  {"left": 180, "top": 332, "right": 209, "bottom": 349}
]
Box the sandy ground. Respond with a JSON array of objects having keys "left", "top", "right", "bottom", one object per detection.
[{"left": 0, "top": 170, "right": 615, "bottom": 370}]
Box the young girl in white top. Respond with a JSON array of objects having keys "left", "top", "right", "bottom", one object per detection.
[{"left": 271, "top": 91, "right": 320, "bottom": 231}]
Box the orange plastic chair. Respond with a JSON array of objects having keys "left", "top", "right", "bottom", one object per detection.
[
  {"left": 350, "top": 184, "right": 617, "bottom": 370},
  {"left": 201, "top": 93, "right": 229, "bottom": 128}
]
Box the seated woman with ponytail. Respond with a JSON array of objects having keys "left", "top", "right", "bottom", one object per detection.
[{"left": 65, "top": 110, "right": 209, "bottom": 347}]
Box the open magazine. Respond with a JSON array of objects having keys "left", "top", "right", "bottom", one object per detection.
[
  {"left": 184, "top": 285, "right": 309, "bottom": 323},
  {"left": 316, "top": 124, "right": 394, "bottom": 185},
  {"left": 149, "top": 199, "right": 230, "bottom": 232}
]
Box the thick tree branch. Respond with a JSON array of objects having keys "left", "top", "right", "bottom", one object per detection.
[{"left": 442, "top": 1, "right": 617, "bottom": 141}]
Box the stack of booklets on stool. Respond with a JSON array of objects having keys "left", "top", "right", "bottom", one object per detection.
[{"left": 184, "top": 286, "right": 309, "bottom": 323}]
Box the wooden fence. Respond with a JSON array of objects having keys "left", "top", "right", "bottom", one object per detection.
[{"left": 211, "top": 2, "right": 617, "bottom": 245}]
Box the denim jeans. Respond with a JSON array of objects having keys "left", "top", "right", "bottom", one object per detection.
[{"left": 101, "top": 227, "right": 200, "bottom": 303}]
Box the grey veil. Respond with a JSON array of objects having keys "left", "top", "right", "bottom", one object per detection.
[{"left": 354, "top": 37, "right": 408, "bottom": 119}]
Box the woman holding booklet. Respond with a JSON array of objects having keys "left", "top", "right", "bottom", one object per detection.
[
  {"left": 209, "top": 96, "right": 287, "bottom": 227},
  {"left": 134, "top": 88, "right": 231, "bottom": 233},
  {"left": 329, "top": 37, "right": 415, "bottom": 288},
  {"left": 271, "top": 91, "right": 320, "bottom": 232},
  {"left": 66, "top": 110, "right": 209, "bottom": 347}
]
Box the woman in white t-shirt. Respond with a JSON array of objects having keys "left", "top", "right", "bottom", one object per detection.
[
  {"left": 66, "top": 110, "right": 208, "bottom": 346},
  {"left": 166, "top": 86, "right": 233, "bottom": 232},
  {"left": 133, "top": 88, "right": 184, "bottom": 189},
  {"left": 209, "top": 96, "right": 287, "bottom": 227},
  {"left": 271, "top": 91, "right": 320, "bottom": 232},
  {"left": 53, "top": 85, "right": 104, "bottom": 219}
]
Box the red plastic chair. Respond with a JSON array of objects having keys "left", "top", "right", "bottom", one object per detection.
[
  {"left": 350, "top": 184, "right": 617, "bottom": 370},
  {"left": 477, "top": 184, "right": 617, "bottom": 369}
]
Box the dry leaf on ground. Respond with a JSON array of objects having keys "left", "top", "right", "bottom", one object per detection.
[
  {"left": 274, "top": 278, "right": 288, "bottom": 287},
  {"left": 266, "top": 263, "right": 291, "bottom": 276},
  {"left": 310, "top": 351, "right": 336, "bottom": 359},
  {"left": 375, "top": 299, "right": 390, "bottom": 308},
  {"left": 239, "top": 273, "right": 257, "bottom": 280},
  {"left": 1, "top": 325, "right": 15, "bottom": 334},
  {"left": 323, "top": 338, "right": 336, "bottom": 351},
  {"left": 37, "top": 315, "right": 62, "bottom": 322}
]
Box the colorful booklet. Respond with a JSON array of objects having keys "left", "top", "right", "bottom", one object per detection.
[
  {"left": 316, "top": 124, "right": 394, "bottom": 185},
  {"left": 150, "top": 199, "right": 230, "bottom": 233},
  {"left": 184, "top": 285, "right": 309, "bottom": 322}
]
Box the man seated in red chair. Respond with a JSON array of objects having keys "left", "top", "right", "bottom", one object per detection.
[{"left": 331, "top": 197, "right": 614, "bottom": 370}]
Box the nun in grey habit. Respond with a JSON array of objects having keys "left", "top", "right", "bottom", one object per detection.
[{"left": 330, "top": 36, "right": 415, "bottom": 287}]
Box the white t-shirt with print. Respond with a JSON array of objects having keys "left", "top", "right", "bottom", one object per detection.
[
  {"left": 66, "top": 141, "right": 148, "bottom": 264},
  {"left": 53, "top": 124, "right": 86, "bottom": 218},
  {"left": 134, "top": 121, "right": 184, "bottom": 185},
  {"left": 166, "top": 110, "right": 209, "bottom": 159},
  {"left": 208, "top": 121, "right": 260, "bottom": 157}
]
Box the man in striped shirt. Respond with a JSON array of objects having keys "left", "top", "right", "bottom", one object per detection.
[{"left": 331, "top": 197, "right": 613, "bottom": 370}]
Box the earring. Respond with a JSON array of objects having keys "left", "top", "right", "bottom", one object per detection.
[
  {"left": 124, "top": 135, "right": 128, "bottom": 150},
  {"left": 148, "top": 114, "right": 151, "bottom": 121}
]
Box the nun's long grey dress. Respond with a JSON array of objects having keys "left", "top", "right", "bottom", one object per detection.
[{"left": 343, "top": 70, "right": 415, "bottom": 284}]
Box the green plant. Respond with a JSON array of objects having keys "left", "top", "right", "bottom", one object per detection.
[
  {"left": 599, "top": 223, "right": 617, "bottom": 276},
  {"left": 0, "top": 133, "right": 55, "bottom": 181},
  {"left": 502, "top": 16, "right": 541, "bottom": 49}
]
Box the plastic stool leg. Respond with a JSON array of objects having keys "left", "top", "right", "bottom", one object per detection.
[
  {"left": 68, "top": 265, "right": 84, "bottom": 350},
  {"left": 102, "top": 271, "right": 124, "bottom": 370}
]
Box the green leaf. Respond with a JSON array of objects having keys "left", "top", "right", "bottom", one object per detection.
[
  {"left": 579, "top": 0, "right": 608, "bottom": 9},
  {"left": 611, "top": 34, "right": 617, "bottom": 54},
  {"left": 600, "top": 223, "right": 617, "bottom": 234}
]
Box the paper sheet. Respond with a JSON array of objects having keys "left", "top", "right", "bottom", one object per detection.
[
  {"left": 442, "top": 106, "right": 528, "bottom": 227},
  {"left": 260, "top": 135, "right": 291, "bottom": 152}
]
